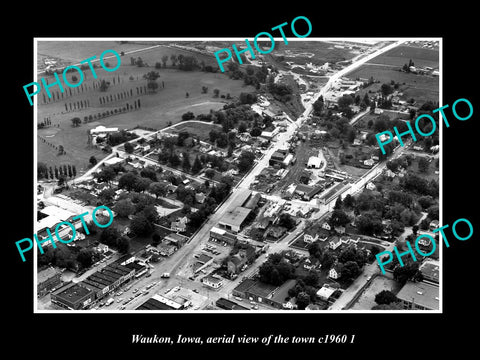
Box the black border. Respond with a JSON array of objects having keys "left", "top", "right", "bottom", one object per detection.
[{"left": 8, "top": 5, "right": 479, "bottom": 355}]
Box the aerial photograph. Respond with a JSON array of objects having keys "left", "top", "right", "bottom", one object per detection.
[{"left": 34, "top": 38, "right": 441, "bottom": 312}]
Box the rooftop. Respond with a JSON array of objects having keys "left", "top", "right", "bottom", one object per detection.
[
  {"left": 51, "top": 282, "right": 93, "bottom": 303},
  {"left": 396, "top": 281, "right": 439, "bottom": 310},
  {"left": 219, "top": 206, "right": 252, "bottom": 228},
  {"left": 419, "top": 259, "right": 440, "bottom": 283}
]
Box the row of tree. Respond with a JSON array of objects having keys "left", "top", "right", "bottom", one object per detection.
[{"left": 38, "top": 162, "right": 77, "bottom": 180}]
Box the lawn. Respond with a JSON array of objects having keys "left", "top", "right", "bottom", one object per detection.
[
  {"left": 347, "top": 64, "right": 439, "bottom": 105},
  {"left": 367, "top": 45, "right": 440, "bottom": 69},
  {"left": 36, "top": 42, "right": 256, "bottom": 176},
  {"left": 349, "top": 274, "right": 403, "bottom": 310},
  {"left": 166, "top": 121, "right": 222, "bottom": 142}
]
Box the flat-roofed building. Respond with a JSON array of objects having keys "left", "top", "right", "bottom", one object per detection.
[
  {"left": 51, "top": 282, "right": 96, "bottom": 310},
  {"left": 419, "top": 259, "right": 440, "bottom": 285},
  {"left": 218, "top": 206, "right": 251, "bottom": 233},
  {"left": 396, "top": 281, "right": 439, "bottom": 310},
  {"left": 210, "top": 226, "right": 237, "bottom": 245}
]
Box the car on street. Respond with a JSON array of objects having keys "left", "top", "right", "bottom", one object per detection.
[
  {"left": 119, "top": 305, "right": 126, "bottom": 310},
  {"left": 133, "top": 288, "right": 139, "bottom": 293},
  {"left": 117, "top": 298, "right": 123, "bottom": 303}
]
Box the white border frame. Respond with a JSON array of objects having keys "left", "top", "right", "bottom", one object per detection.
[{"left": 33, "top": 37, "right": 442, "bottom": 314}]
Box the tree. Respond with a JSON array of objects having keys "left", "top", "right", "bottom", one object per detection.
[
  {"left": 76, "top": 248, "right": 94, "bottom": 268},
  {"left": 308, "top": 241, "right": 322, "bottom": 259},
  {"left": 191, "top": 156, "right": 203, "bottom": 174},
  {"left": 134, "top": 177, "right": 153, "bottom": 193},
  {"left": 113, "top": 199, "right": 135, "bottom": 218},
  {"left": 343, "top": 194, "right": 355, "bottom": 208},
  {"left": 94, "top": 167, "right": 116, "bottom": 185},
  {"left": 181, "top": 152, "right": 191, "bottom": 172},
  {"left": 278, "top": 213, "right": 296, "bottom": 230},
  {"left": 393, "top": 261, "right": 420, "bottom": 284},
  {"left": 118, "top": 172, "right": 139, "bottom": 191},
  {"left": 117, "top": 236, "right": 131, "bottom": 254},
  {"left": 182, "top": 111, "right": 195, "bottom": 121},
  {"left": 148, "top": 182, "right": 168, "bottom": 199},
  {"left": 169, "top": 153, "right": 181, "bottom": 167},
  {"left": 381, "top": 83, "right": 393, "bottom": 98},
  {"left": 99, "top": 188, "right": 116, "bottom": 203},
  {"left": 152, "top": 232, "right": 161, "bottom": 246},
  {"left": 130, "top": 213, "right": 154, "bottom": 236},
  {"left": 205, "top": 168, "right": 215, "bottom": 179},
  {"left": 312, "top": 96, "right": 324, "bottom": 115},
  {"left": 341, "top": 261, "right": 360, "bottom": 281},
  {"left": 337, "top": 94, "right": 354, "bottom": 111},
  {"left": 38, "top": 162, "right": 48, "bottom": 179},
  {"left": 296, "top": 292, "right": 311, "bottom": 310},
  {"left": 329, "top": 209, "right": 350, "bottom": 227},
  {"left": 418, "top": 157, "right": 429, "bottom": 173},
  {"left": 213, "top": 88, "right": 220, "bottom": 97},
  {"left": 374, "top": 290, "right": 398, "bottom": 305},
  {"left": 318, "top": 250, "right": 334, "bottom": 269},
  {"left": 237, "top": 150, "right": 255, "bottom": 172},
  {"left": 120, "top": 140, "right": 134, "bottom": 154},
  {"left": 71, "top": 117, "right": 81, "bottom": 127},
  {"left": 303, "top": 270, "right": 319, "bottom": 287},
  {"left": 334, "top": 195, "right": 343, "bottom": 210},
  {"left": 161, "top": 55, "right": 168, "bottom": 67},
  {"left": 99, "top": 79, "right": 110, "bottom": 92},
  {"left": 89, "top": 156, "right": 97, "bottom": 166}
]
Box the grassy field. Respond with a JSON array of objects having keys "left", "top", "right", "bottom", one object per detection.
[
  {"left": 38, "top": 70, "right": 253, "bottom": 173},
  {"left": 166, "top": 121, "right": 222, "bottom": 142},
  {"left": 367, "top": 45, "right": 439, "bottom": 68},
  {"left": 348, "top": 65, "right": 439, "bottom": 104},
  {"left": 36, "top": 41, "right": 256, "bottom": 174}
]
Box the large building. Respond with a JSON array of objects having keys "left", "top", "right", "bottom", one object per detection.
[
  {"left": 81, "top": 263, "right": 135, "bottom": 300},
  {"left": 396, "top": 281, "right": 439, "bottom": 310},
  {"left": 136, "top": 294, "right": 185, "bottom": 310},
  {"left": 51, "top": 282, "right": 96, "bottom": 310},
  {"left": 218, "top": 207, "right": 252, "bottom": 233},
  {"left": 232, "top": 278, "right": 296, "bottom": 309}
]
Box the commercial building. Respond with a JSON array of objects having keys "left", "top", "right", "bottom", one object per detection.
[
  {"left": 218, "top": 207, "right": 252, "bottom": 233},
  {"left": 232, "top": 278, "right": 296, "bottom": 309},
  {"left": 215, "top": 298, "right": 249, "bottom": 310},
  {"left": 396, "top": 281, "right": 439, "bottom": 310},
  {"left": 82, "top": 263, "right": 135, "bottom": 299},
  {"left": 136, "top": 294, "right": 185, "bottom": 310},
  {"left": 202, "top": 275, "right": 224, "bottom": 289},
  {"left": 419, "top": 259, "right": 440, "bottom": 285},
  {"left": 37, "top": 267, "right": 62, "bottom": 297},
  {"left": 210, "top": 227, "right": 238, "bottom": 245},
  {"left": 51, "top": 282, "right": 96, "bottom": 310}
]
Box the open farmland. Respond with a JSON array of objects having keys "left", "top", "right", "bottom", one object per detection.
[
  {"left": 367, "top": 45, "right": 439, "bottom": 68},
  {"left": 36, "top": 41, "right": 256, "bottom": 174},
  {"left": 348, "top": 65, "right": 439, "bottom": 104}
]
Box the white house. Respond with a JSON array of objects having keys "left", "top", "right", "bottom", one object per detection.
[
  {"left": 329, "top": 265, "right": 342, "bottom": 279},
  {"left": 303, "top": 233, "right": 319, "bottom": 244},
  {"left": 202, "top": 275, "right": 223, "bottom": 289},
  {"left": 322, "top": 222, "right": 331, "bottom": 231},
  {"left": 366, "top": 182, "right": 376, "bottom": 191},
  {"left": 329, "top": 237, "right": 342, "bottom": 250},
  {"left": 364, "top": 159, "right": 375, "bottom": 167}
]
